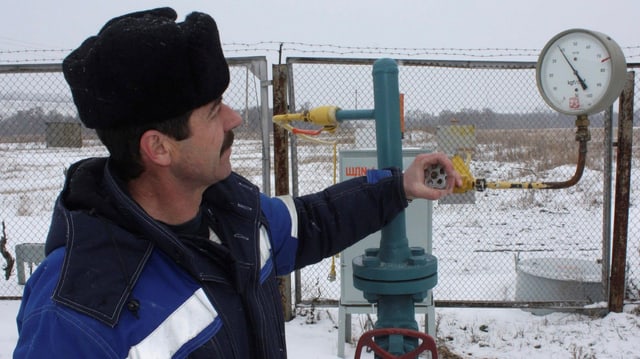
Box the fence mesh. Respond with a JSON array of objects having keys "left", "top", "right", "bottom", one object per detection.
[
  {"left": 0, "top": 58, "right": 269, "bottom": 298},
  {"left": 1, "top": 58, "right": 638, "bottom": 311},
  {"left": 286, "top": 58, "right": 640, "bottom": 307}
]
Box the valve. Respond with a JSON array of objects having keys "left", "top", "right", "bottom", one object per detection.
[
  {"left": 273, "top": 105, "right": 340, "bottom": 136},
  {"left": 451, "top": 153, "right": 476, "bottom": 193},
  {"left": 353, "top": 328, "right": 438, "bottom": 359},
  {"left": 424, "top": 153, "right": 477, "bottom": 193}
]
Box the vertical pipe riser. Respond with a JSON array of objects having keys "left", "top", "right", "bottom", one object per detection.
[
  {"left": 372, "top": 59, "right": 410, "bottom": 264},
  {"left": 351, "top": 59, "right": 438, "bottom": 357}
]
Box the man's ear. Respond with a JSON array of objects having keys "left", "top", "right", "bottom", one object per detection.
[{"left": 139, "top": 130, "right": 172, "bottom": 166}]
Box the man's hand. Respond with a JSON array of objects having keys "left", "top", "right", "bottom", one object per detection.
[{"left": 403, "top": 152, "right": 462, "bottom": 201}]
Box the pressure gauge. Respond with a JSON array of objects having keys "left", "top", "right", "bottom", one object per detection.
[{"left": 536, "top": 29, "right": 627, "bottom": 115}]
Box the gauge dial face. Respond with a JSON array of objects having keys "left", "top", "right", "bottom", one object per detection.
[{"left": 536, "top": 29, "right": 626, "bottom": 115}]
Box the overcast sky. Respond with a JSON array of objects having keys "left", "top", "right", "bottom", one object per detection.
[{"left": 1, "top": 0, "right": 638, "bottom": 63}]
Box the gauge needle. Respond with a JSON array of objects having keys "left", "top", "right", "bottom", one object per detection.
[{"left": 557, "top": 45, "right": 588, "bottom": 90}]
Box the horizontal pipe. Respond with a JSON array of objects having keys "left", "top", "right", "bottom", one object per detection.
[{"left": 336, "top": 109, "right": 375, "bottom": 121}]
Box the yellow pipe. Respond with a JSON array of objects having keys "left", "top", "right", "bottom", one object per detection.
[
  {"left": 451, "top": 154, "right": 476, "bottom": 194},
  {"left": 273, "top": 106, "right": 340, "bottom": 133},
  {"left": 275, "top": 108, "right": 590, "bottom": 194},
  {"left": 485, "top": 181, "right": 551, "bottom": 190}
]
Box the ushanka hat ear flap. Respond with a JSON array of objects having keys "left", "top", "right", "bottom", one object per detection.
[{"left": 63, "top": 7, "right": 230, "bottom": 129}]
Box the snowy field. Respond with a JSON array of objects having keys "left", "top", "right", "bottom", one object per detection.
[
  {"left": 2, "top": 300, "right": 639, "bottom": 358},
  {"left": 1, "top": 138, "right": 640, "bottom": 358}
]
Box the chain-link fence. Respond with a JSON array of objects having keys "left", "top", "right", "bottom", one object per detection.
[
  {"left": 0, "top": 57, "right": 270, "bottom": 298},
  {"left": 2, "top": 56, "right": 639, "bottom": 311},
  {"left": 286, "top": 57, "right": 640, "bottom": 309}
]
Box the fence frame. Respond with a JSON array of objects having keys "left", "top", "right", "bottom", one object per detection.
[
  {"left": 285, "top": 56, "right": 638, "bottom": 312},
  {"left": 1, "top": 58, "right": 638, "bottom": 313},
  {"left": 0, "top": 57, "right": 272, "bottom": 299}
]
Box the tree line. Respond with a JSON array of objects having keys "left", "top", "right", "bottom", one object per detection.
[{"left": 1, "top": 105, "right": 635, "bottom": 141}]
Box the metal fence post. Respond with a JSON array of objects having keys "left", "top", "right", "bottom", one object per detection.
[
  {"left": 609, "top": 71, "right": 635, "bottom": 312},
  {"left": 272, "top": 64, "right": 293, "bottom": 321}
]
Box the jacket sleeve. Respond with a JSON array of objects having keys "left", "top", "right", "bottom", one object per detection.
[{"left": 293, "top": 167, "right": 408, "bottom": 269}]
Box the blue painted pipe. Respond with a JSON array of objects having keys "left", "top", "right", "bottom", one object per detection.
[{"left": 348, "top": 58, "right": 438, "bottom": 356}]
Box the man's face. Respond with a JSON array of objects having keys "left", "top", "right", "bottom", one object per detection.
[{"left": 170, "top": 99, "right": 242, "bottom": 189}]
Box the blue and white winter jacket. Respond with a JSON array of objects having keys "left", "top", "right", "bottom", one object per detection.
[{"left": 14, "top": 157, "right": 409, "bottom": 358}]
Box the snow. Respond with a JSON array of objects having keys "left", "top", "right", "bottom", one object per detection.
[
  {"left": 2, "top": 140, "right": 640, "bottom": 358},
  {"left": 2, "top": 300, "right": 640, "bottom": 358}
]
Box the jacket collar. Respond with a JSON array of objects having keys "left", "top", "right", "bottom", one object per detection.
[{"left": 49, "top": 158, "right": 159, "bottom": 326}]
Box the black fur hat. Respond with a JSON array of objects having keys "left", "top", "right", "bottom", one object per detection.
[{"left": 63, "top": 7, "right": 229, "bottom": 129}]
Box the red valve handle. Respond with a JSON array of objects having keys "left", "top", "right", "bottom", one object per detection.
[{"left": 353, "top": 328, "right": 438, "bottom": 359}]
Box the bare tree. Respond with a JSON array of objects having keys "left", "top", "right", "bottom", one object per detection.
[{"left": 0, "top": 221, "right": 15, "bottom": 280}]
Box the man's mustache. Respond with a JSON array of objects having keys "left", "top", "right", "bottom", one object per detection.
[{"left": 220, "top": 131, "right": 234, "bottom": 155}]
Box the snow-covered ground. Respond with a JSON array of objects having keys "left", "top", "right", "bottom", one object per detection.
[
  {"left": 2, "top": 139, "right": 640, "bottom": 358},
  {"left": 2, "top": 300, "right": 639, "bottom": 358}
]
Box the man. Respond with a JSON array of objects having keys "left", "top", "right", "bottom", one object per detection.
[{"left": 14, "top": 7, "right": 461, "bottom": 359}]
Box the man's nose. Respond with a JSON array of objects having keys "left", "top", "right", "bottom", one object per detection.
[{"left": 221, "top": 104, "right": 243, "bottom": 129}]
